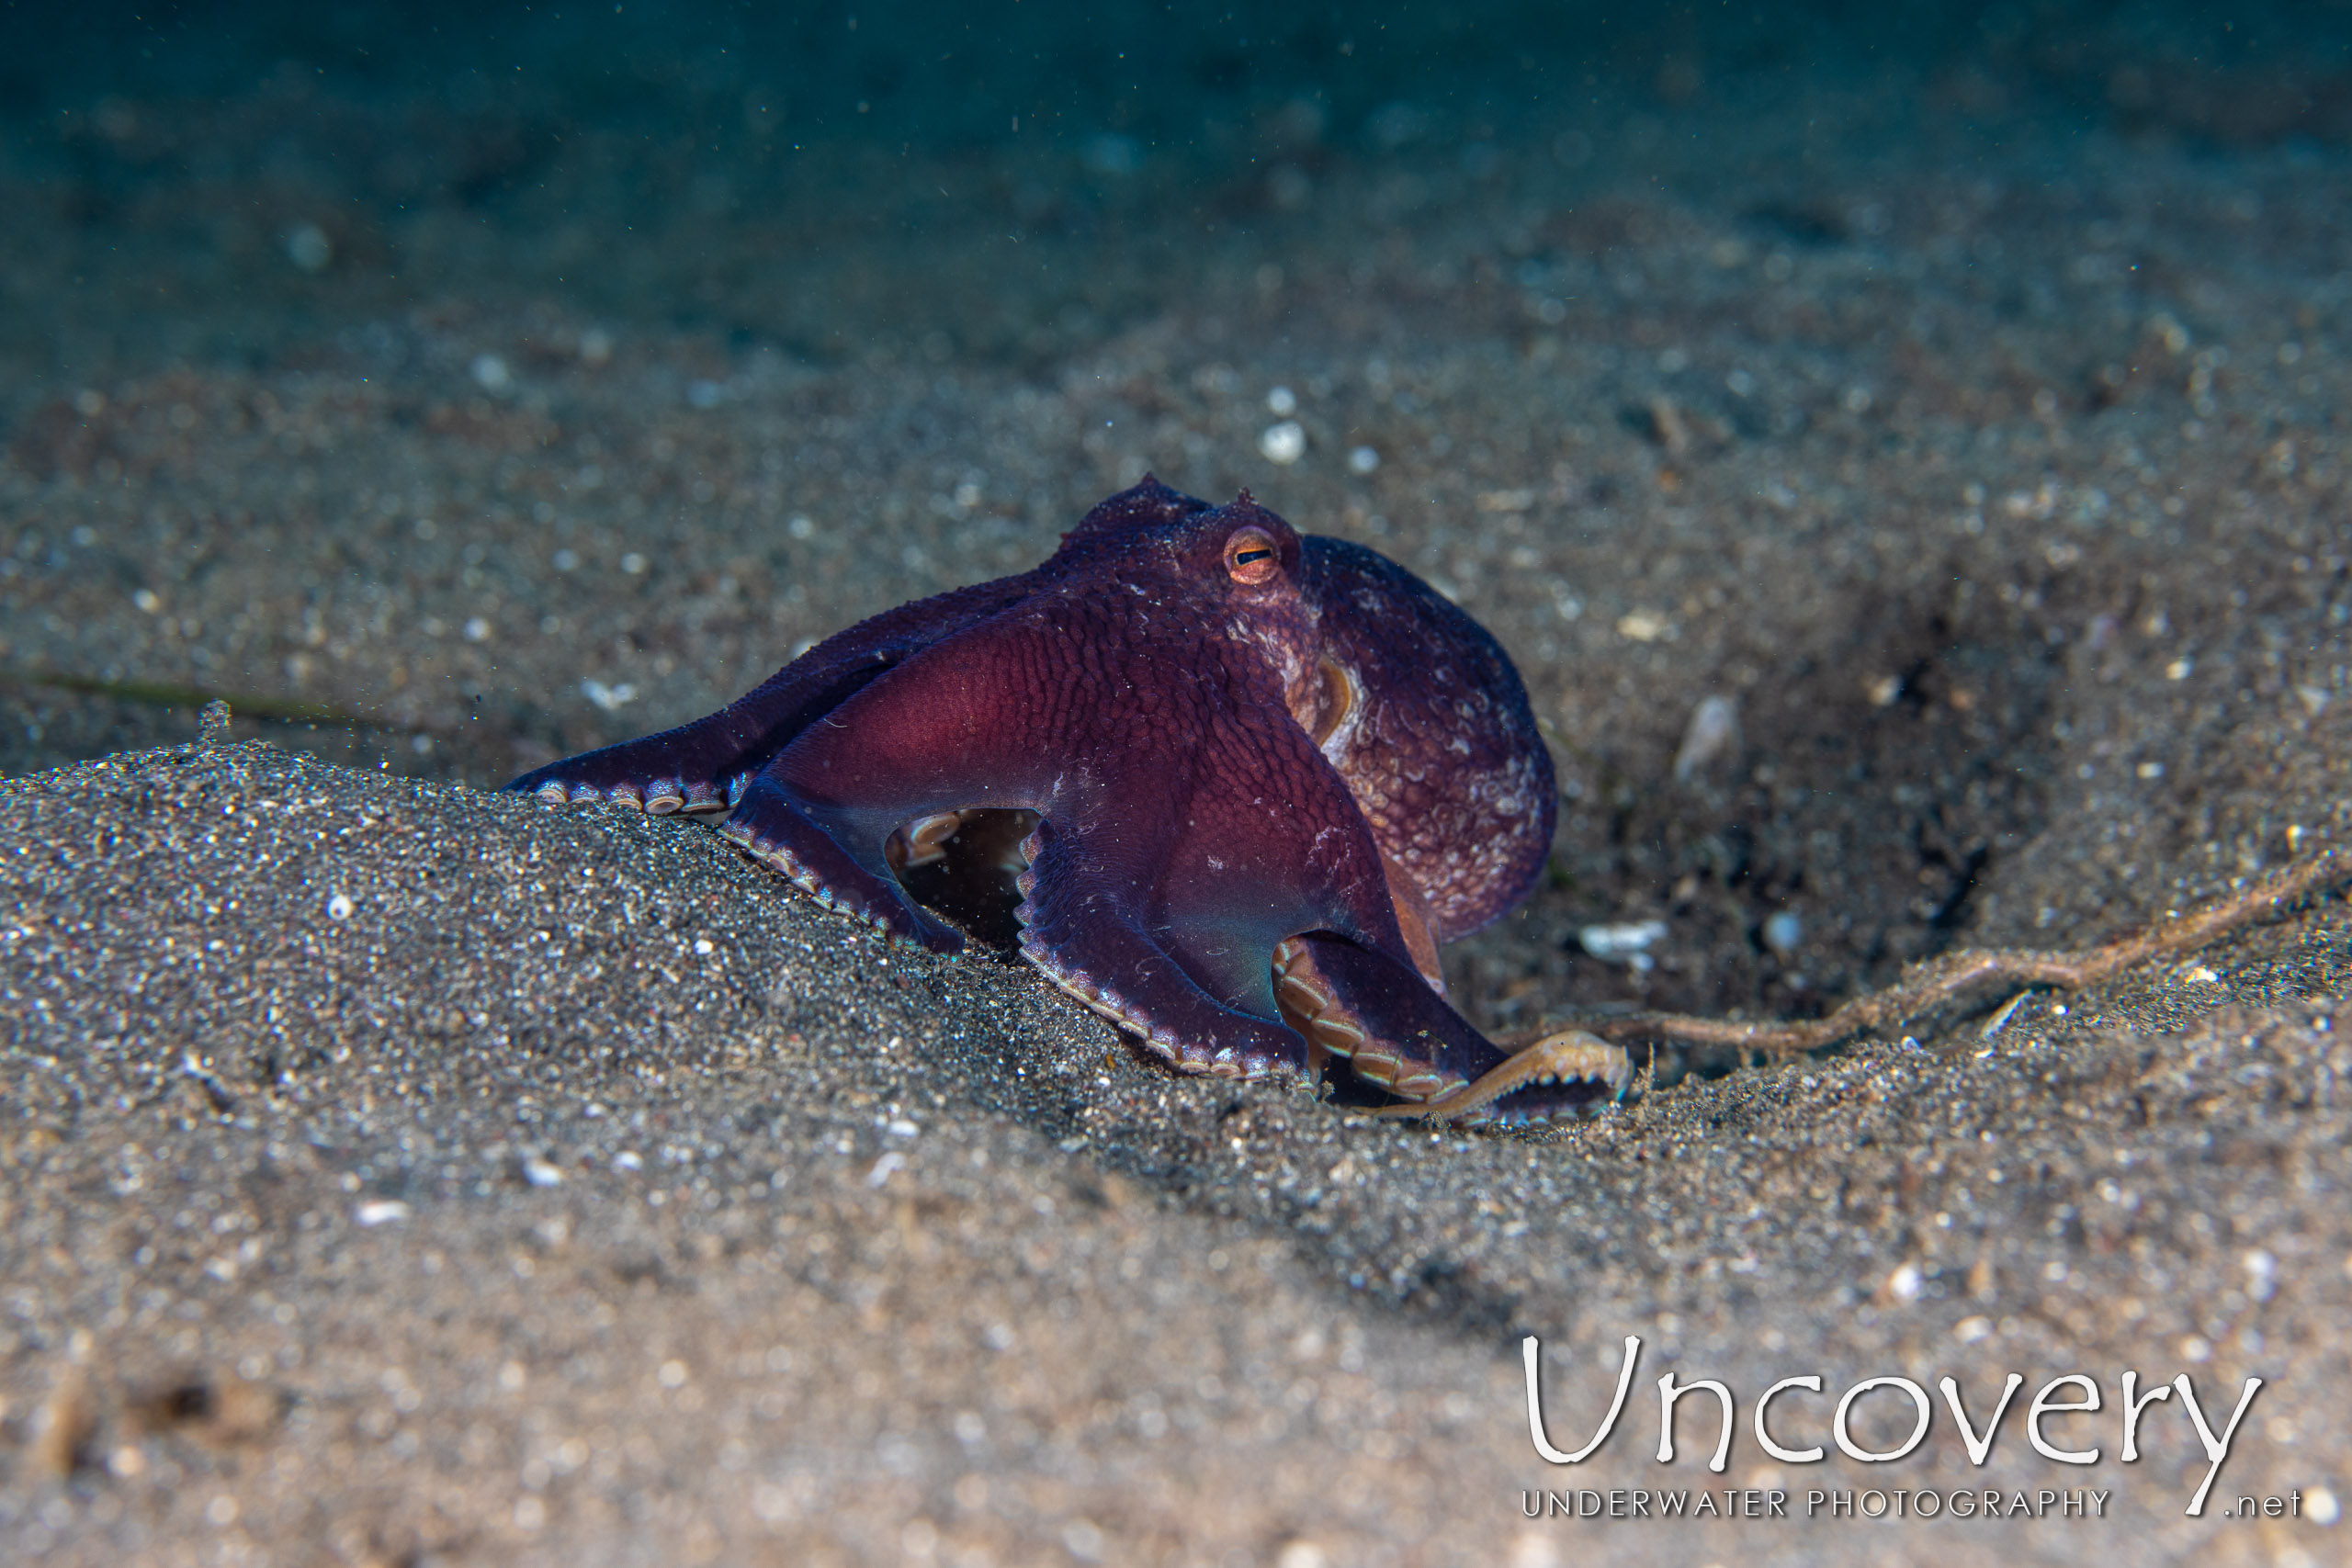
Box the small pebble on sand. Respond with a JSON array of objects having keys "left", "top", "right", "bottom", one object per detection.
[
  {"left": 1260, "top": 421, "right": 1306, "bottom": 464},
  {"left": 1671, "top": 694, "right": 1739, "bottom": 781},
  {"left": 1580, "top": 919, "right": 1668, "bottom": 969}
]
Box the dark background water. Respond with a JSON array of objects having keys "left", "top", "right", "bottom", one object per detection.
[
  {"left": 12, "top": 3, "right": 2352, "bottom": 147},
  {"left": 6, "top": 1, "right": 2350, "bottom": 411}
]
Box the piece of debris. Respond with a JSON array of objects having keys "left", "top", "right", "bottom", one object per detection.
[
  {"left": 1671, "top": 694, "right": 1740, "bottom": 782},
  {"left": 1579, "top": 919, "right": 1668, "bottom": 972},
  {"left": 131, "top": 1373, "right": 283, "bottom": 1445},
  {"left": 1645, "top": 394, "right": 1691, "bottom": 456},
  {"left": 29, "top": 1366, "right": 96, "bottom": 1480}
]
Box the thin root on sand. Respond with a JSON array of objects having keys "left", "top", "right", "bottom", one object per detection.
[
  {"left": 1375, "top": 850, "right": 2347, "bottom": 1124},
  {"left": 1568, "top": 848, "right": 2348, "bottom": 1062}
]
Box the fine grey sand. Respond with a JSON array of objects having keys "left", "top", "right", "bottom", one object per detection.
[
  {"left": 4, "top": 739, "right": 2349, "bottom": 1566},
  {"left": 6, "top": 34, "right": 2352, "bottom": 1568}
]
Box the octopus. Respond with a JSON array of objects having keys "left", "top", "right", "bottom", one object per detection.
[{"left": 510, "top": 479, "right": 1631, "bottom": 1124}]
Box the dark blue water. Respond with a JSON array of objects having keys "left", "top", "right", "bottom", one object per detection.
[
  {"left": 6, "top": 1, "right": 2349, "bottom": 412},
  {"left": 12, "top": 4, "right": 2350, "bottom": 151}
]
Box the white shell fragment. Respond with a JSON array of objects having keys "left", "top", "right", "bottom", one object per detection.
[
  {"left": 1671, "top": 694, "right": 1740, "bottom": 782},
  {"left": 1579, "top": 919, "right": 1668, "bottom": 971},
  {"left": 582, "top": 679, "right": 639, "bottom": 713}
]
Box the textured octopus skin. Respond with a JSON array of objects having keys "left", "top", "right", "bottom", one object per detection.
[{"left": 508, "top": 478, "right": 1611, "bottom": 1122}]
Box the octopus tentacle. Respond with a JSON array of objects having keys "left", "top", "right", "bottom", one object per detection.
[
  {"left": 1014, "top": 819, "right": 1309, "bottom": 1078},
  {"left": 1369, "top": 1030, "right": 1634, "bottom": 1125},
  {"left": 719, "top": 772, "right": 964, "bottom": 953},
  {"left": 1275, "top": 933, "right": 1625, "bottom": 1124},
  {"left": 510, "top": 570, "right": 1047, "bottom": 809}
]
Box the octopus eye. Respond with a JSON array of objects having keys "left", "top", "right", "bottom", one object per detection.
[{"left": 1225, "top": 527, "right": 1282, "bottom": 585}]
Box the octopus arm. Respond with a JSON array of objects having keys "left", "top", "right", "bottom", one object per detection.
[
  {"left": 718, "top": 607, "right": 1087, "bottom": 951},
  {"left": 1020, "top": 633, "right": 1454, "bottom": 1080},
  {"left": 507, "top": 570, "right": 1043, "bottom": 810},
  {"left": 1016, "top": 814, "right": 1314, "bottom": 1078},
  {"left": 1141, "top": 669, "right": 1420, "bottom": 1014}
]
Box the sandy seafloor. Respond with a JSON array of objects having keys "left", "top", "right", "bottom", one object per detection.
[{"left": 5, "top": 17, "right": 2352, "bottom": 1566}]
